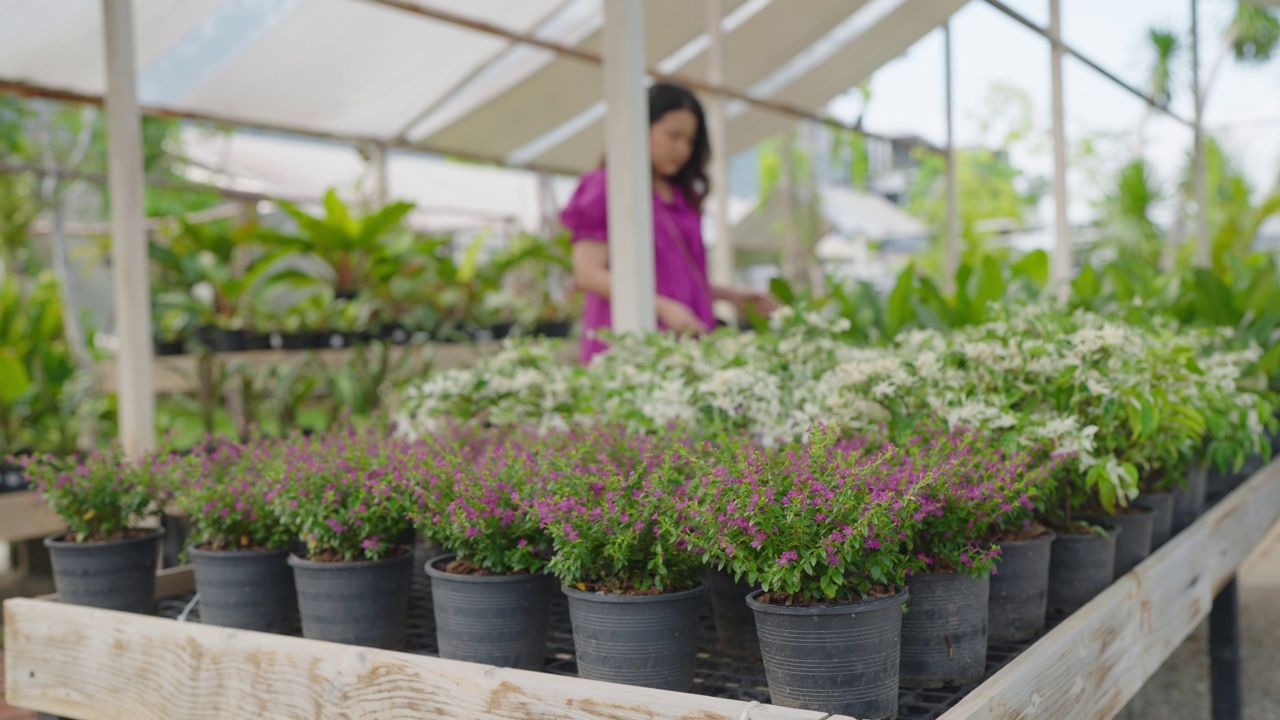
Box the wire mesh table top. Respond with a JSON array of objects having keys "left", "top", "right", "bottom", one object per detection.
[{"left": 157, "top": 544, "right": 1060, "bottom": 720}]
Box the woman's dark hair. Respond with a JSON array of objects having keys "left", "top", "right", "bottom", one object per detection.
[{"left": 649, "top": 82, "right": 711, "bottom": 211}]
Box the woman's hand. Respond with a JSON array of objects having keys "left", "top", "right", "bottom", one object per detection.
[
  {"left": 656, "top": 297, "right": 709, "bottom": 336},
  {"left": 718, "top": 286, "right": 781, "bottom": 318}
]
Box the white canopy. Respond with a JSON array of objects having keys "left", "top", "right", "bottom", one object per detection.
[{"left": 0, "top": 0, "right": 966, "bottom": 174}]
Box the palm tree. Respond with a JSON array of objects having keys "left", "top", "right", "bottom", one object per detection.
[{"left": 1134, "top": 28, "right": 1180, "bottom": 157}]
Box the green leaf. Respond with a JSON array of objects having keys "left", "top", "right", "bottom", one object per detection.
[{"left": 0, "top": 348, "right": 31, "bottom": 404}]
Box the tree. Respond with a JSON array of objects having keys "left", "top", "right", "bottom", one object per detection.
[{"left": 906, "top": 85, "right": 1044, "bottom": 277}]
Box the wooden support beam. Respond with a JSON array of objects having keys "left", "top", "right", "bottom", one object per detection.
[
  {"left": 0, "top": 491, "right": 65, "bottom": 544},
  {"left": 94, "top": 342, "right": 577, "bottom": 396},
  {"left": 941, "top": 459, "right": 1280, "bottom": 720},
  {"left": 3, "top": 598, "right": 844, "bottom": 720},
  {"left": 102, "top": 0, "right": 156, "bottom": 456},
  {"left": 601, "top": 0, "right": 656, "bottom": 334}
]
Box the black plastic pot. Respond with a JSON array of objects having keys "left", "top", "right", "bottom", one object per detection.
[
  {"left": 424, "top": 554, "right": 553, "bottom": 669},
  {"left": 44, "top": 529, "right": 163, "bottom": 613},
  {"left": 190, "top": 546, "right": 297, "bottom": 633},
  {"left": 153, "top": 338, "right": 186, "bottom": 356},
  {"left": 899, "top": 570, "right": 989, "bottom": 688},
  {"left": 749, "top": 588, "right": 907, "bottom": 719},
  {"left": 1047, "top": 525, "right": 1119, "bottom": 616},
  {"left": 0, "top": 461, "right": 30, "bottom": 494},
  {"left": 489, "top": 321, "right": 516, "bottom": 341},
  {"left": 196, "top": 326, "right": 247, "bottom": 353},
  {"left": 381, "top": 323, "right": 411, "bottom": 345},
  {"left": 243, "top": 332, "right": 273, "bottom": 351},
  {"left": 562, "top": 583, "right": 704, "bottom": 691},
  {"left": 1136, "top": 492, "right": 1174, "bottom": 550},
  {"left": 987, "top": 530, "right": 1055, "bottom": 643},
  {"left": 1171, "top": 465, "right": 1207, "bottom": 533},
  {"left": 288, "top": 550, "right": 413, "bottom": 649},
  {"left": 1081, "top": 508, "right": 1154, "bottom": 579},
  {"left": 534, "top": 319, "right": 573, "bottom": 338},
  {"left": 702, "top": 568, "right": 760, "bottom": 660}
]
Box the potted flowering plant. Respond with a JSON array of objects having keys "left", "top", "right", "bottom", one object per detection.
[
  {"left": 269, "top": 428, "right": 419, "bottom": 649},
  {"left": 21, "top": 448, "right": 168, "bottom": 613},
  {"left": 166, "top": 438, "right": 298, "bottom": 633},
  {"left": 533, "top": 429, "right": 704, "bottom": 692},
  {"left": 883, "top": 425, "right": 1049, "bottom": 686},
  {"left": 693, "top": 430, "right": 922, "bottom": 720},
  {"left": 411, "top": 431, "right": 555, "bottom": 670}
]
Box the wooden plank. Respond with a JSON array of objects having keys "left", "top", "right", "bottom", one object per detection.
[
  {"left": 153, "top": 565, "right": 194, "bottom": 599},
  {"left": 95, "top": 342, "right": 577, "bottom": 395},
  {"left": 3, "top": 598, "right": 844, "bottom": 720},
  {"left": 941, "top": 459, "right": 1280, "bottom": 720},
  {"left": 0, "top": 491, "right": 64, "bottom": 544}
]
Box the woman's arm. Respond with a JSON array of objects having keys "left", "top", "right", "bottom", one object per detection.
[
  {"left": 572, "top": 243, "right": 708, "bottom": 335},
  {"left": 712, "top": 284, "right": 781, "bottom": 316}
]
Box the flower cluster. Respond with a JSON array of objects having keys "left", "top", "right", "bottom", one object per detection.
[
  {"left": 267, "top": 428, "right": 420, "bottom": 561},
  {"left": 166, "top": 438, "right": 294, "bottom": 552},
  {"left": 690, "top": 429, "right": 923, "bottom": 602},
  {"left": 533, "top": 429, "right": 702, "bottom": 592},
  {"left": 19, "top": 447, "right": 168, "bottom": 542}
]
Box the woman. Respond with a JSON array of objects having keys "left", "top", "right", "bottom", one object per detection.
[{"left": 560, "top": 82, "right": 778, "bottom": 364}]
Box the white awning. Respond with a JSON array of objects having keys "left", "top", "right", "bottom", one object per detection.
[{"left": 0, "top": 0, "right": 966, "bottom": 174}]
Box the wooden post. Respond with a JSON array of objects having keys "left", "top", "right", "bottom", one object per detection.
[
  {"left": 1048, "top": 0, "right": 1071, "bottom": 299},
  {"left": 370, "top": 143, "right": 390, "bottom": 206},
  {"left": 1191, "top": 0, "right": 1210, "bottom": 268},
  {"left": 944, "top": 22, "right": 961, "bottom": 291},
  {"left": 602, "top": 0, "right": 656, "bottom": 334},
  {"left": 102, "top": 0, "right": 156, "bottom": 456},
  {"left": 705, "top": 0, "right": 734, "bottom": 296}
]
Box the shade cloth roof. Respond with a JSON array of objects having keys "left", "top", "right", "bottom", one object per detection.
[{"left": 0, "top": 0, "right": 966, "bottom": 174}]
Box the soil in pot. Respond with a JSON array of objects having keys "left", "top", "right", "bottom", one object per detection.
[
  {"left": 899, "top": 570, "right": 989, "bottom": 688},
  {"left": 1136, "top": 492, "right": 1174, "bottom": 550},
  {"left": 749, "top": 588, "right": 907, "bottom": 720},
  {"left": 1171, "top": 465, "right": 1208, "bottom": 533},
  {"left": 702, "top": 567, "right": 761, "bottom": 660},
  {"left": 288, "top": 548, "right": 413, "bottom": 649},
  {"left": 1079, "top": 505, "right": 1154, "bottom": 579},
  {"left": 562, "top": 583, "right": 704, "bottom": 691},
  {"left": 425, "top": 554, "right": 554, "bottom": 669},
  {"left": 190, "top": 545, "right": 297, "bottom": 633},
  {"left": 986, "top": 525, "right": 1055, "bottom": 643},
  {"left": 44, "top": 529, "right": 164, "bottom": 613},
  {"left": 1047, "top": 523, "right": 1119, "bottom": 617}
]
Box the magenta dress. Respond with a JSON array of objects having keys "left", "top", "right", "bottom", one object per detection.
[{"left": 560, "top": 168, "right": 716, "bottom": 364}]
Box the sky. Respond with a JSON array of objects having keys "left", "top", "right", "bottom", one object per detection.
[{"left": 823, "top": 0, "right": 1280, "bottom": 229}]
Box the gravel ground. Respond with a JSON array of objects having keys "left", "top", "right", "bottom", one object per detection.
[{"left": 1117, "top": 522, "right": 1280, "bottom": 720}]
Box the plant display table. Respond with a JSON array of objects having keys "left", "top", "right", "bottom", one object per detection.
[{"left": 5, "top": 460, "right": 1278, "bottom": 720}]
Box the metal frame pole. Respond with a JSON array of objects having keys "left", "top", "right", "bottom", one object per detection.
[
  {"left": 1210, "top": 577, "right": 1245, "bottom": 720},
  {"left": 944, "top": 22, "right": 960, "bottom": 290},
  {"left": 706, "top": 0, "right": 734, "bottom": 291},
  {"left": 1192, "top": 0, "right": 1210, "bottom": 267},
  {"left": 1048, "top": 0, "right": 1071, "bottom": 297},
  {"left": 601, "top": 0, "right": 656, "bottom": 333},
  {"left": 102, "top": 0, "right": 156, "bottom": 456}
]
